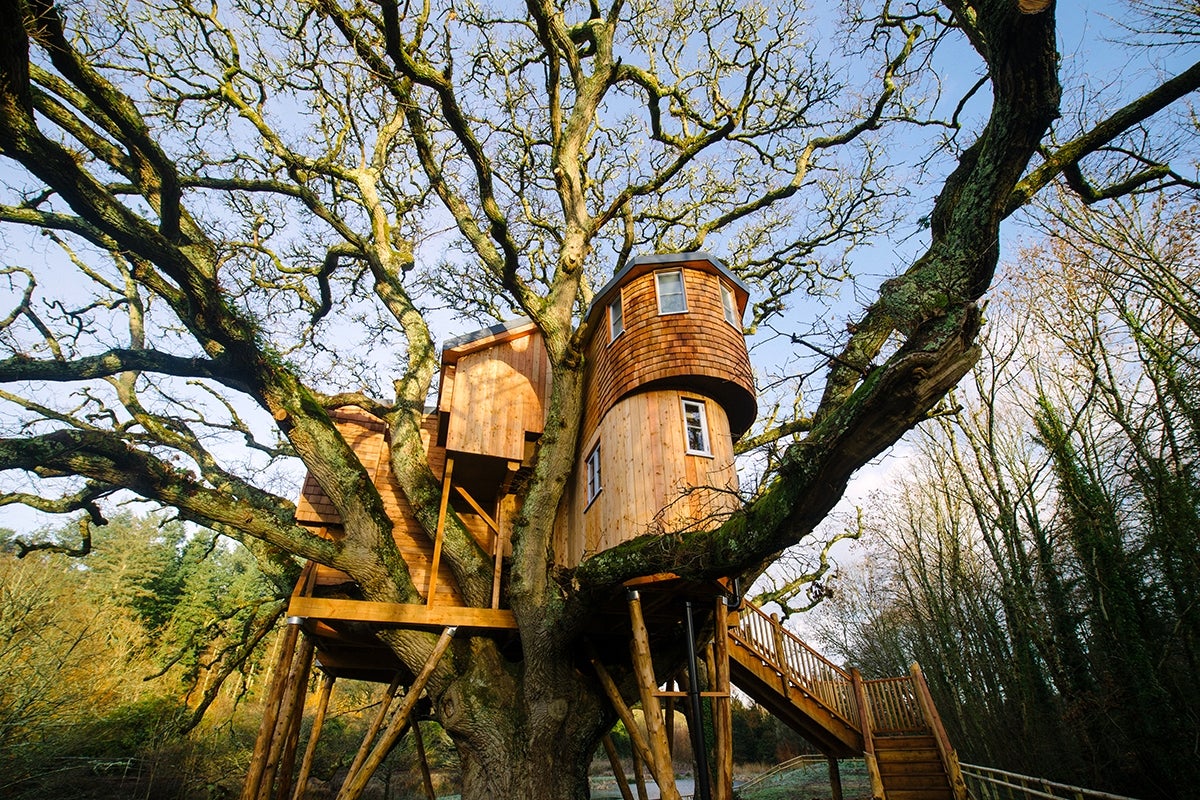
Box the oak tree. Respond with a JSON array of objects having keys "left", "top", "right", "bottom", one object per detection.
[{"left": 0, "top": 0, "right": 1197, "bottom": 796}]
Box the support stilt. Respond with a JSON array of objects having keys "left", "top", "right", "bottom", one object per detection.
[
  {"left": 664, "top": 689, "right": 676, "bottom": 757},
  {"left": 336, "top": 627, "right": 456, "bottom": 800},
  {"left": 627, "top": 591, "right": 683, "bottom": 800},
  {"left": 631, "top": 748, "right": 650, "bottom": 800},
  {"left": 589, "top": 646, "right": 658, "bottom": 771},
  {"left": 270, "top": 635, "right": 315, "bottom": 800},
  {"left": 242, "top": 621, "right": 302, "bottom": 800},
  {"left": 602, "top": 733, "right": 636, "bottom": 800},
  {"left": 412, "top": 721, "right": 436, "bottom": 800},
  {"left": 828, "top": 756, "right": 844, "bottom": 800},
  {"left": 712, "top": 597, "right": 733, "bottom": 800},
  {"left": 684, "top": 601, "right": 713, "bottom": 800},
  {"left": 345, "top": 675, "right": 403, "bottom": 785},
  {"left": 291, "top": 672, "right": 336, "bottom": 800}
]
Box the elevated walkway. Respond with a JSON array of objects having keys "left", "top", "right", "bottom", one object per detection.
[{"left": 727, "top": 601, "right": 968, "bottom": 800}]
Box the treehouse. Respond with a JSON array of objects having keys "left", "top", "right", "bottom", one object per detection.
[
  {"left": 289, "top": 251, "right": 755, "bottom": 635},
  {"left": 254, "top": 253, "right": 967, "bottom": 800}
]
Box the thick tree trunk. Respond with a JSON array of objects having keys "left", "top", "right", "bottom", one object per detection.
[
  {"left": 457, "top": 732, "right": 596, "bottom": 800},
  {"left": 438, "top": 669, "right": 610, "bottom": 800}
]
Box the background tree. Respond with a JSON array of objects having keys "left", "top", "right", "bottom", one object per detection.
[
  {"left": 809, "top": 194, "right": 1200, "bottom": 797},
  {"left": 0, "top": 513, "right": 276, "bottom": 794},
  {"left": 0, "top": 0, "right": 1197, "bottom": 797}
]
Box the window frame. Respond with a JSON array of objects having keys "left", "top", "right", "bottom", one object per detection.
[
  {"left": 681, "top": 398, "right": 713, "bottom": 456},
  {"left": 654, "top": 270, "right": 688, "bottom": 315},
  {"left": 720, "top": 281, "right": 739, "bottom": 327},
  {"left": 585, "top": 443, "right": 602, "bottom": 507},
  {"left": 608, "top": 292, "right": 625, "bottom": 342}
]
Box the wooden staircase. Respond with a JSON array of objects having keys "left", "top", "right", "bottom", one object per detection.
[
  {"left": 727, "top": 601, "right": 967, "bottom": 800},
  {"left": 875, "top": 734, "right": 954, "bottom": 800}
]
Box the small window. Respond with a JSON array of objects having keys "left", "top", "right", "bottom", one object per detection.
[
  {"left": 720, "top": 282, "right": 739, "bottom": 327},
  {"left": 609, "top": 294, "right": 625, "bottom": 341},
  {"left": 682, "top": 399, "right": 711, "bottom": 455},
  {"left": 655, "top": 270, "right": 688, "bottom": 314},
  {"left": 585, "top": 444, "right": 602, "bottom": 505}
]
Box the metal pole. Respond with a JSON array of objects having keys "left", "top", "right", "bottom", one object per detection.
[{"left": 684, "top": 601, "right": 713, "bottom": 800}]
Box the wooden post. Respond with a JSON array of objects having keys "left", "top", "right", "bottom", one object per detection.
[
  {"left": 344, "top": 675, "right": 402, "bottom": 786},
  {"left": 828, "top": 757, "right": 844, "bottom": 800},
  {"left": 242, "top": 621, "right": 301, "bottom": 800},
  {"left": 427, "top": 457, "right": 454, "bottom": 605},
  {"left": 602, "top": 733, "right": 637, "bottom": 800},
  {"left": 627, "top": 591, "right": 683, "bottom": 800},
  {"left": 589, "top": 647, "right": 658, "bottom": 771},
  {"left": 683, "top": 601, "right": 712, "bottom": 800},
  {"left": 336, "top": 627, "right": 456, "bottom": 800},
  {"left": 491, "top": 511, "right": 506, "bottom": 610},
  {"left": 851, "top": 667, "right": 885, "bottom": 800},
  {"left": 712, "top": 597, "right": 733, "bottom": 800},
  {"left": 909, "top": 662, "right": 968, "bottom": 800},
  {"left": 291, "top": 672, "right": 335, "bottom": 800},
  {"left": 664, "top": 689, "right": 676, "bottom": 757},
  {"left": 270, "top": 635, "right": 315, "bottom": 800},
  {"left": 411, "top": 721, "right": 436, "bottom": 800},
  {"left": 631, "top": 748, "right": 650, "bottom": 800}
]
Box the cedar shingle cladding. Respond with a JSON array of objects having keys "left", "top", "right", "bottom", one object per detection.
[
  {"left": 582, "top": 257, "right": 755, "bottom": 442},
  {"left": 294, "top": 407, "right": 465, "bottom": 605}
]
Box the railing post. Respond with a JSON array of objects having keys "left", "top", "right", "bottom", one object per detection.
[
  {"left": 851, "top": 668, "right": 885, "bottom": 800},
  {"left": 770, "top": 613, "right": 791, "bottom": 699},
  {"left": 909, "top": 663, "right": 967, "bottom": 800}
]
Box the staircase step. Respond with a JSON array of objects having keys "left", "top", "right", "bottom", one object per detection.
[
  {"left": 875, "top": 734, "right": 938, "bottom": 750},
  {"left": 882, "top": 774, "right": 953, "bottom": 790},
  {"left": 884, "top": 790, "right": 954, "bottom": 800},
  {"left": 877, "top": 748, "right": 942, "bottom": 764}
]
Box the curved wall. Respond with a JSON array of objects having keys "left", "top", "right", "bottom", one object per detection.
[
  {"left": 560, "top": 389, "right": 741, "bottom": 564},
  {"left": 582, "top": 259, "right": 756, "bottom": 442}
]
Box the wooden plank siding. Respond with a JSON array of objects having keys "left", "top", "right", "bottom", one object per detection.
[
  {"left": 444, "top": 324, "right": 552, "bottom": 462},
  {"left": 561, "top": 389, "right": 740, "bottom": 564}
]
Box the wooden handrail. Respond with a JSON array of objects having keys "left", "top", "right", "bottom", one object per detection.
[
  {"left": 960, "top": 763, "right": 1142, "bottom": 800},
  {"left": 851, "top": 668, "right": 885, "bottom": 800},
  {"left": 910, "top": 663, "right": 968, "bottom": 800},
  {"left": 733, "top": 602, "right": 852, "bottom": 679},
  {"left": 730, "top": 602, "right": 859, "bottom": 723}
]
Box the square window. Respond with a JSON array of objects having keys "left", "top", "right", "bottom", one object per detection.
[
  {"left": 655, "top": 270, "right": 688, "bottom": 314},
  {"left": 609, "top": 294, "right": 625, "bottom": 341},
  {"left": 682, "top": 399, "right": 711, "bottom": 455},
  {"left": 585, "top": 444, "right": 602, "bottom": 505},
  {"left": 721, "top": 282, "right": 739, "bottom": 327}
]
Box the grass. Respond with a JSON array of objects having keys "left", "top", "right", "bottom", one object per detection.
[{"left": 585, "top": 758, "right": 874, "bottom": 800}]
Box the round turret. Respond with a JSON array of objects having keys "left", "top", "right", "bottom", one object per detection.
[
  {"left": 556, "top": 253, "right": 757, "bottom": 565},
  {"left": 582, "top": 253, "right": 756, "bottom": 443}
]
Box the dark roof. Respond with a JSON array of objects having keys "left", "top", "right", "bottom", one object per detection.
[
  {"left": 441, "top": 317, "right": 534, "bottom": 354},
  {"left": 586, "top": 251, "right": 750, "bottom": 325}
]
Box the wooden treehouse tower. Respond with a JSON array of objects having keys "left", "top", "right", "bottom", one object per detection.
[{"left": 245, "top": 253, "right": 967, "bottom": 800}]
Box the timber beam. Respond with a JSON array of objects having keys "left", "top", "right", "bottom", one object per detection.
[{"left": 288, "top": 596, "right": 516, "bottom": 631}]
